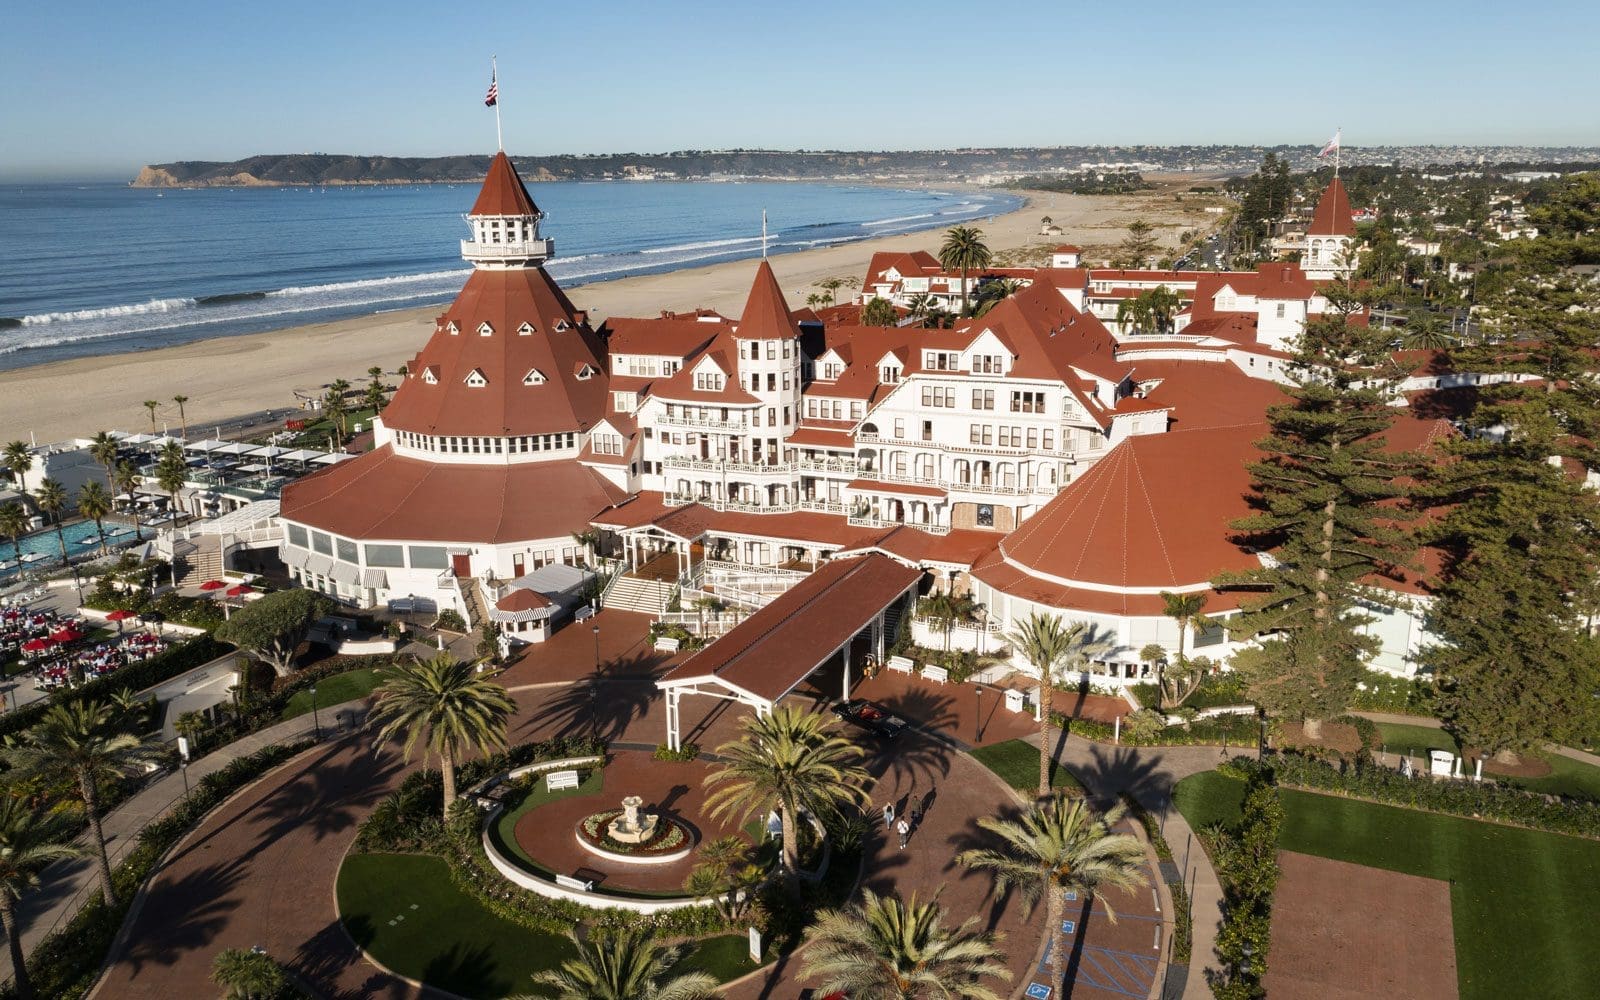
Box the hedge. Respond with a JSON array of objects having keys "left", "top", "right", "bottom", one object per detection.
[
  {"left": 0, "top": 634, "right": 232, "bottom": 742},
  {"left": 2, "top": 738, "right": 316, "bottom": 1000},
  {"left": 1058, "top": 710, "right": 1260, "bottom": 748},
  {"left": 1220, "top": 753, "right": 1600, "bottom": 840}
]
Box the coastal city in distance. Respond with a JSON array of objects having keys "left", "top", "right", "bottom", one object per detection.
[{"left": 1, "top": 5, "right": 1598, "bottom": 1000}]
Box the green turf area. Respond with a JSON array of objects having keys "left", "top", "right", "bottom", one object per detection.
[
  {"left": 1374, "top": 720, "right": 1455, "bottom": 759},
  {"left": 970, "top": 739, "right": 1083, "bottom": 793},
  {"left": 1175, "top": 770, "right": 1600, "bottom": 1000},
  {"left": 338, "top": 853, "right": 761, "bottom": 997},
  {"left": 487, "top": 768, "right": 605, "bottom": 876},
  {"left": 280, "top": 668, "right": 382, "bottom": 721},
  {"left": 338, "top": 852, "right": 575, "bottom": 998},
  {"left": 1503, "top": 753, "right": 1600, "bottom": 801}
]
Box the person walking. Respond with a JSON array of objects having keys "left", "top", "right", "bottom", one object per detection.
[
  {"left": 882, "top": 802, "right": 895, "bottom": 828},
  {"left": 896, "top": 816, "right": 910, "bottom": 850}
]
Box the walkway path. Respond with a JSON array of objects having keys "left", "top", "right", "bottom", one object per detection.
[
  {"left": 0, "top": 697, "right": 369, "bottom": 986},
  {"left": 1354, "top": 710, "right": 1600, "bottom": 769}
]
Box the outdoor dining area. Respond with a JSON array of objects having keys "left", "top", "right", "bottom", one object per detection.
[{"left": 1, "top": 602, "right": 171, "bottom": 690}]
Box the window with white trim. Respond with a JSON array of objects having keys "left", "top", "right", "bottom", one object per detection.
[
  {"left": 477, "top": 321, "right": 493, "bottom": 337},
  {"left": 517, "top": 322, "right": 535, "bottom": 336},
  {"left": 465, "top": 368, "right": 487, "bottom": 387},
  {"left": 523, "top": 369, "right": 546, "bottom": 386},
  {"left": 422, "top": 367, "right": 439, "bottom": 385}
]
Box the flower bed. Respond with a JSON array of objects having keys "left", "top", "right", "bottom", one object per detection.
[{"left": 576, "top": 809, "right": 690, "bottom": 856}]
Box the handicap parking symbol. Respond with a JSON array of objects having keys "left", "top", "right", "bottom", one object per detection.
[
  {"left": 1061, "top": 920, "right": 1076, "bottom": 934},
  {"left": 1026, "top": 984, "right": 1052, "bottom": 1000}
]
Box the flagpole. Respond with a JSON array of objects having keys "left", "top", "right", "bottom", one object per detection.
[
  {"left": 1334, "top": 127, "right": 1341, "bottom": 179},
  {"left": 492, "top": 55, "right": 503, "bottom": 152},
  {"left": 762, "top": 210, "right": 768, "bottom": 258}
]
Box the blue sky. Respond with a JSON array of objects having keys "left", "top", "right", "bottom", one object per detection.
[{"left": 4, "top": 0, "right": 1597, "bottom": 180}]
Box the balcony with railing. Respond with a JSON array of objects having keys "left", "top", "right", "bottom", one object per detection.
[
  {"left": 846, "top": 512, "right": 951, "bottom": 535},
  {"left": 460, "top": 237, "right": 554, "bottom": 260},
  {"left": 657, "top": 412, "right": 749, "bottom": 431},
  {"left": 661, "top": 455, "right": 798, "bottom": 477},
  {"left": 855, "top": 433, "right": 1075, "bottom": 463}
]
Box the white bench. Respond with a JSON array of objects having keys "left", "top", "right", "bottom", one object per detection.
[
  {"left": 654, "top": 635, "right": 681, "bottom": 653},
  {"left": 555, "top": 873, "right": 594, "bottom": 892},
  {"left": 922, "top": 664, "right": 949, "bottom": 685},
  {"left": 546, "top": 770, "right": 581, "bottom": 791},
  {"left": 574, "top": 604, "right": 595, "bottom": 623},
  {"left": 888, "top": 655, "right": 915, "bottom": 675}
]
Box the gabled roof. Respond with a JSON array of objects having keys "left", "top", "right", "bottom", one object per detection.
[
  {"left": 469, "top": 152, "right": 541, "bottom": 218},
  {"left": 381, "top": 267, "right": 607, "bottom": 437},
  {"left": 734, "top": 260, "right": 800, "bottom": 340},
  {"left": 604, "top": 315, "right": 727, "bottom": 359},
  {"left": 1308, "top": 177, "right": 1357, "bottom": 237},
  {"left": 497, "top": 588, "right": 552, "bottom": 612}
]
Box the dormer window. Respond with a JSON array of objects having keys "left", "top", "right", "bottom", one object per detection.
[
  {"left": 575, "top": 363, "right": 596, "bottom": 381},
  {"left": 465, "top": 368, "right": 488, "bottom": 387},
  {"left": 554, "top": 320, "right": 572, "bottom": 333},
  {"left": 880, "top": 365, "right": 900, "bottom": 384},
  {"left": 477, "top": 322, "right": 494, "bottom": 337},
  {"left": 523, "top": 368, "right": 546, "bottom": 386},
  {"left": 517, "top": 322, "right": 535, "bottom": 337},
  {"left": 422, "top": 366, "right": 439, "bottom": 385},
  {"left": 694, "top": 372, "right": 724, "bottom": 391},
  {"left": 446, "top": 322, "right": 459, "bottom": 336}
]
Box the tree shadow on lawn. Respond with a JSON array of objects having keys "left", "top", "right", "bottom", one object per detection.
[
  {"left": 1066, "top": 741, "right": 1175, "bottom": 810},
  {"left": 116, "top": 859, "right": 244, "bottom": 973},
  {"left": 421, "top": 941, "right": 517, "bottom": 999}
]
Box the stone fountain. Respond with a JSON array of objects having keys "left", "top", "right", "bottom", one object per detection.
[{"left": 606, "top": 795, "right": 659, "bottom": 845}]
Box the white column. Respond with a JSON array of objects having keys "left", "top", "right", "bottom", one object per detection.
[
  {"left": 666, "top": 688, "right": 681, "bottom": 751},
  {"left": 842, "top": 644, "right": 852, "bottom": 701}
]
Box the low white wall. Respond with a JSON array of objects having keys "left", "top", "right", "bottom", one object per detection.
[{"left": 334, "top": 637, "right": 398, "bottom": 655}]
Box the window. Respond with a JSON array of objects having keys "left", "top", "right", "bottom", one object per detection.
[
  {"left": 972, "top": 354, "right": 1003, "bottom": 374},
  {"left": 287, "top": 524, "right": 308, "bottom": 548},
  {"left": 1043, "top": 429, "right": 1055, "bottom": 451},
  {"left": 695, "top": 371, "right": 723, "bottom": 391},
  {"left": 1010, "top": 391, "right": 1045, "bottom": 413},
  {"left": 881, "top": 366, "right": 900, "bottom": 384},
  {"left": 364, "top": 544, "right": 404, "bottom": 567},
  {"left": 922, "top": 420, "right": 933, "bottom": 442},
  {"left": 766, "top": 341, "right": 777, "bottom": 360},
  {"left": 766, "top": 373, "right": 776, "bottom": 391},
  {"left": 409, "top": 545, "right": 448, "bottom": 570},
  {"left": 1276, "top": 302, "right": 1286, "bottom": 319},
  {"left": 894, "top": 418, "right": 905, "bottom": 439},
  {"left": 422, "top": 367, "right": 438, "bottom": 385},
  {"left": 477, "top": 321, "right": 493, "bottom": 337},
  {"left": 851, "top": 401, "right": 864, "bottom": 419},
  {"left": 575, "top": 364, "right": 595, "bottom": 380},
  {"left": 336, "top": 538, "right": 358, "bottom": 563},
  {"left": 517, "top": 322, "right": 534, "bottom": 336},
  {"left": 554, "top": 320, "right": 571, "bottom": 332},
  {"left": 972, "top": 388, "right": 995, "bottom": 410},
  {"left": 593, "top": 435, "right": 622, "bottom": 455},
  {"left": 465, "top": 368, "right": 488, "bottom": 387},
  {"left": 311, "top": 531, "right": 333, "bottom": 555},
  {"left": 446, "top": 321, "right": 459, "bottom": 336}
]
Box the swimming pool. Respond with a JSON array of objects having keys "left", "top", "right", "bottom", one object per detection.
[{"left": 0, "top": 519, "right": 141, "bottom": 578}]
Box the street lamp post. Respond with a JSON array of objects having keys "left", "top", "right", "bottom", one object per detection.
[
  {"left": 310, "top": 684, "right": 321, "bottom": 741},
  {"left": 974, "top": 685, "right": 985, "bottom": 743},
  {"left": 591, "top": 624, "right": 601, "bottom": 742},
  {"left": 180, "top": 759, "right": 190, "bottom": 799}
]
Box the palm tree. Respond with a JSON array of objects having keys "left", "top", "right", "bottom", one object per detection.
[
  {"left": 816, "top": 276, "right": 846, "bottom": 306},
  {"left": 1403, "top": 309, "right": 1454, "bottom": 351},
  {"left": 0, "top": 797, "right": 85, "bottom": 1000},
  {"left": 973, "top": 279, "right": 1022, "bottom": 318},
  {"left": 324, "top": 379, "right": 351, "bottom": 441},
  {"left": 1006, "top": 612, "right": 1095, "bottom": 796},
  {"left": 171, "top": 395, "right": 190, "bottom": 439},
  {"left": 1158, "top": 591, "right": 1212, "bottom": 708},
  {"left": 88, "top": 431, "right": 120, "bottom": 492},
  {"left": 4, "top": 700, "right": 164, "bottom": 904},
  {"left": 32, "top": 479, "right": 69, "bottom": 567},
  {"left": 364, "top": 366, "right": 387, "bottom": 412},
  {"left": 0, "top": 503, "right": 27, "bottom": 569},
  {"left": 520, "top": 926, "right": 720, "bottom": 1000},
  {"left": 1115, "top": 296, "right": 1153, "bottom": 334},
  {"left": 142, "top": 399, "right": 160, "bottom": 434},
  {"left": 938, "top": 227, "right": 992, "bottom": 317},
  {"left": 155, "top": 444, "right": 189, "bottom": 525},
  {"left": 691, "top": 595, "right": 725, "bottom": 638},
  {"left": 1, "top": 441, "right": 31, "bottom": 489},
  {"left": 704, "top": 705, "right": 869, "bottom": 881},
  {"left": 807, "top": 292, "right": 830, "bottom": 310},
  {"left": 801, "top": 889, "right": 1012, "bottom": 1000},
  {"left": 211, "top": 947, "right": 287, "bottom": 1000},
  {"left": 112, "top": 459, "right": 143, "bottom": 539},
  {"left": 958, "top": 795, "right": 1146, "bottom": 991},
  {"left": 1144, "top": 285, "right": 1181, "bottom": 334},
  {"left": 570, "top": 528, "right": 601, "bottom": 567},
  {"left": 368, "top": 654, "right": 516, "bottom": 821},
  {"left": 77, "top": 481, "right": 113, "bottom": 556}
]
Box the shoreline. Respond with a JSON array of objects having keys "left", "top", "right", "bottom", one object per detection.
[{"left": 0, "top": 182, "right": 1219, "bottom": 445}]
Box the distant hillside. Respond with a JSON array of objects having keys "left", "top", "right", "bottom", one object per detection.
[{"left": 131, "top": 145, "right": 1600, "bottom": 188}]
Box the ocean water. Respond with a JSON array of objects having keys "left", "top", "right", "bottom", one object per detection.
[{"left": 0, "top": 180, "right": 1020, "bottom": 370}]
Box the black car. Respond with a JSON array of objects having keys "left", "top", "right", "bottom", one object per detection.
[{"left": 832, "top": 699, "right": 908, "bottom": 739}]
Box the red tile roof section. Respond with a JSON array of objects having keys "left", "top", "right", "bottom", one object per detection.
[
  {"left": 1308, "top": 177, "right": 1357, "bottom": 237},
  {"left": 658, "top": 554, "right": 922, "bottom": 703},
  {"left": 469, "top": 152, "right": 541, "bottom": 218},
  {"left": 497, "top": 589, "right": 551, "bottom": 611},
  {"left": 279, "top": 444, "right": 626, "bottom": 544},
  {"left": 381, "top": 267, "right": 607, "bottom": 437}
]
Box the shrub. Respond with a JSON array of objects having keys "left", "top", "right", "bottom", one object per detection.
[
  {"left": 433, "top": 609, "right": 467, "bottom": 633},
  {"left": 1208, "top": 770, "right": 1281, "bottom": 999},
  {"left": 653, "top": 742, "right": 700, "bottom": 762},
  {"left": 1350, "top": 669, "right": 1438, "bottom": 715}
]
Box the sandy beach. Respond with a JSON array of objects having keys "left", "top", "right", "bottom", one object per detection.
[{"left": 0, "top": 180, "right": 1223, "bottom": 445}]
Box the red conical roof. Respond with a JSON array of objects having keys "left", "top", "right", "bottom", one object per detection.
[
  {"left": 469, "top": 152, "right": 541, "bottom": 218},
  {"left": 380, "top": 266, "right": 607, "bottom": 438},
  {"left": 734, "top": 260, "right": 800, "bottom": 340},
  {"left": 1307, "top": 177, "right": 1356, "bottom": 237}
]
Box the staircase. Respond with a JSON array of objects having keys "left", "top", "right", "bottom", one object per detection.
[
  {"left": 459, "top": 576, "right": 492, "bottom": 629},
  {"left": 603, "top": 574, "right": 674, "bottom": 615},
  {"left": 172, "top": 537, "right": 224, "bottom": 586},
  {"left": 881, "top": 600, "right": 907, "bottom": 647}
]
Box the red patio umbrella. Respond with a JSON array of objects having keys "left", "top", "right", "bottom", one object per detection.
[
  {"left": 106, "top": 609, "right": 137, "bottom": 622},
  {"left": 49, "top": 627, "right": 83, "bottom": 643},
  {"left": 225, "top": 584, "right": 254, "bottom": 597},
  {"left": 198, "top": 579, "right": 226, "bottom": 591},
  {"left": 21, "top": 637, "right": 54, "bottom": 653}
]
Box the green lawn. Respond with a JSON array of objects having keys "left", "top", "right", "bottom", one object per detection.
[
  {"left": 338, "top": 852, "right": 756, "bottom": 998},
  {"left": 487, "top": 768, "right": 605, "bottom": 877},
  {"left": 338, "top": 852, "right": 574, "bottom": 998},
  {"left": 1374, "top": 720, "right": 1456, "bottom": 759},
  {"left": 280, "top": 668, "right": 382, "bottom": 721},
  {"left": 1175, "top": 770, "right": 1600, "bottom": 1000},
  {"left": 970, "top": 738, "right": 1083, "bottom": 793}
]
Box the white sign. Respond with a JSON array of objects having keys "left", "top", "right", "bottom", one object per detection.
[
  {"left": 177, "top": 736, "right": 190, "bottom": 762},
  {"left": 748, "top": 926, "right": 761, "bottom": 963}
]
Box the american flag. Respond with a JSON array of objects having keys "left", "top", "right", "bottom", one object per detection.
[
  {"left": 484, "top": 73, "right": 498, "bottom": 108},
  {"left": 1318, "top": 129, "right": 1341, "bottom": 159}
]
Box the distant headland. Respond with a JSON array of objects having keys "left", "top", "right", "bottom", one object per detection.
[{"left": 128, "top": 144, "right": 1600, "bottom": 189}]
